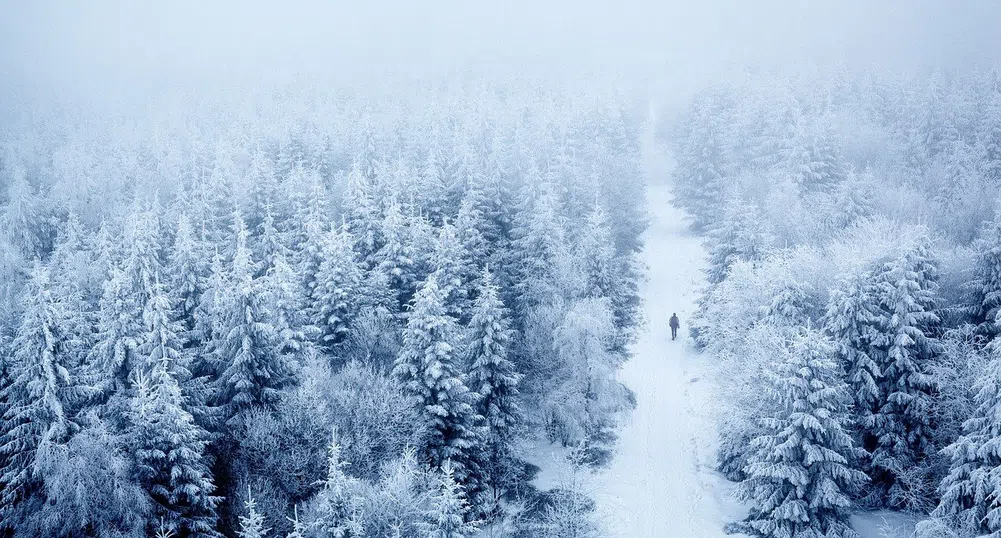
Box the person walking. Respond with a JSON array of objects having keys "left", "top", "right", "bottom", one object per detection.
[{"left": 669, "top": 313, "right": 680, "bottom": 341}]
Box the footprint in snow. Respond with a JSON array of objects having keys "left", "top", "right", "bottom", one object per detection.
[{"left": 688, "top": 377, "right": 700, "bottom": 383}]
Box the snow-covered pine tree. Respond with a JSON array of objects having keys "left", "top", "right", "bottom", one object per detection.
[
  {"left": 824, "top": 273, "right": 884, "bottom": 444},
  {"left": 932, "top": 342, "right": 1001, "bottom": 537},
  {"left": 48, "top": 212, "right": 94, "bottom": 367},
  {"left": 288, "top": 175, "right": 329, "bottom": 306},
  {"left": 308, "top": 429, "right": 364, "bottom": 538},
  {"left": 727, "top": 330, "right": 867, "bottom": 538},
  {"left": 393, "top": 275, "right": 483, "bottom": 490},
  {"left": 465, "top": 268, "right": 522, "bottom": 514},
  {"left": 705, "top": 199, "right": 773, "bottom": 286},
  {"left": 420, "top": 461, "right": 481, "bottom": 538},
  {"left": 672, "top": 93, "right": 731, "bottom": 231},
  {"left": 129, "top": 281, "right": 222, "bottom": 537},
  {"left": 168, "top": 213, "right": 207, "bottom": 340},
  {"left": 867, "top": 243, "right": 939, "bottom": 508},
  {"left": 0, "top": 263, "right": 86, "bottom": 520},
  {"left": 265, "top": 250, "right": 311, "bottom": 366},
  {"left": 968, "top": 205, "right": 1001, "bottom": 337},
  {"left": 91, "top": 264, "right": 144, "bottom": 392},
  {"left": 254, "top": 207, "right": 290, "bottom": 280},
  {"left": 313, "top": 225, "right": 362, "bottom": 352},
  {"left": 378, "top": 200, "right": 418, "bottom": 309},
  {"left": 344, "top": 159, "right": 382, "bottom": 267},
  {"left": 216, "top": 222, "right": 294, "bottom": 426},
  {"left": 431, "top": 220, "right": 473, "bottom": 319},
  {"left": 237, "top": 488, "right": 270, "bottom": 538}
]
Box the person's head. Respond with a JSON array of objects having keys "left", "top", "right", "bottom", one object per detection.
[{"left": 672, "top": 313, "right": 676, "bottom": 316}]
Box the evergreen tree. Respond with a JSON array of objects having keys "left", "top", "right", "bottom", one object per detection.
[
  {"left": 129, "top": 282, "right": 222, "bottom": 538},
  {"left": 216, "top": 222, "right": 293, "bottom": 426},
  {"left": 968, "top": 206, "right": 1001, "bottom": 337},
  {"left": 168, "top": 213, "right": 206, "bottom": 339},
  {"left": 237, "top": 488, "right": 270, "bottom": 538},
  {"left": 0, "top": 264, "right": 85, "bottom": 519},
  {"left": 824, "top": 274, "right": 884, "bottom": 441},
  {"left": 705, "top": 199, "right": 773, "bottom": 285},
  {"left": 672, "top": 94, "right": 731, "bottom": 231},
  {"left": 314, "top": 226, "right": 361, "bottom": 352},
  {"left": 419, "top": 462, "right": 480, "bottom": 538},
  {"left": 344, "top": 160, "right": 382, "bottom": 266},
  {"left": 378, "top": 200, "right": 417, "bottom": 309},
  {"left": 431, "top": 220, "right": 472, "bottom": 319},
  {"left": 867, "top": 244, "right": 939, "bottom": 507},
  {"left": 309, "top": 429, "right": 364, "bottom": 538},
  {"left": 932, "top": 345, "right": 1001, "bottom": 537},
  {"left": 465, "top": 268, "right": 522, "bottom": 514},
  {"left": 727, "top": 331, "right": 867, "bottom": 538},
  {"left": 265, "top": 250, "right": 311, "bottom": 366},
  {"left": 393, "top": 275, "right": 483, "bottom": 488},
  {"left": 91, "top": 265, "right": 143, "bottom": 391}
]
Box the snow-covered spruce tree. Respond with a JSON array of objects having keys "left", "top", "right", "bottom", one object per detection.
[
  {"left": 313, "top": 225, "right": 361, "bottom": 352},
  {"left": 237, "top": 488, "right": 270, "bottom": 538},
  {"left": 672, "top": 91, "right": 732, "bottom": 231},
  {"left": 511, "top": 180, "right": 567, "bottom": 314},
  {"left": 867, "top": 243, "right": 939, "bottom": 509},
  {"left": 91, "top": 264, "right": 144, "bottom": 392},
  {"left": 168, "top": 213, "right": 207, "bottom": 340},
  {"left": 824, "top": 273, "right": 884, "bottom": 439},
  {"left": 307, "top": 429, "right": 364, "bottom": 538},
  {"left": 431, "top": 220, "right": 473, "bottom": 320},
  {"left": 216, "top": 221, "right": 294, "bottom": 426},
  {"left": 378, "top": 200, "right": 418, "bottom": 310},
  {"left": 129, "top": 281, "right": 222, "bottom": 537},
  {"left": 420, "top": 461, "right": 481, "bottom": 538},
  {"left": 264, "top": 250, "right": 312, "bottom": 365},
  {"left": 705, "top": 199, "right": 773, "bottom": 286},
  {"left": 726, "top": 330, "right": 867, "bottom": 538},
  {"left": 344, "top": 159, "right": 382, "bottom": 267},
  {"left": 47, "top": 214, "right": 95, "bottom": 371},
  {"left": 288, "top": 175, "right": 329, "bottom": 306},
  {"left": 465, "top": 268, "right": 522, "bottom": 512},
  {"left": 931, "top": 343, "right": 1001, "bottom": 537},
  {"left": 393, "top": 275, "right": 484, "bottom": 492},
  {"left": 0, "top": 263, "right": 87, "bottom": 520},
  {"left": 967, "top": 205, "right": 1001, "bottom": 337},
  {"left": 254, "top": 207, "right": 290, "bottom": 280}
]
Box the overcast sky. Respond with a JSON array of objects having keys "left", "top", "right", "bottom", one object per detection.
[{"left": 1, "top": 1, "right": 999, "bottom": 103}]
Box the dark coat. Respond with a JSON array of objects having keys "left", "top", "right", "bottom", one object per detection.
[{"left": 669, "top": 315, "right": 680, "bottom": 329}]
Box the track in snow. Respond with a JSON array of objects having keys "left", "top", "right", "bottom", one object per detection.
[{"left": 589, "top": 137, "right": 745, "bottom": 537}]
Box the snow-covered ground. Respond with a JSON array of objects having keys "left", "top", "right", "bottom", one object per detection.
[
  {"left": 527, "top": 127, "right": 919, "bottom": 538},
  {"left": 584, "top": 132, "right": 746, "bottom": 537}
]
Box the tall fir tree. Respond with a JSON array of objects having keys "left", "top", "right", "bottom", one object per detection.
[
  {"left": 0, "top": 264, "right": 91, "bottom": 520},
  {"left": 216, "top": 221, "right": 294, "bottom": 426},
  {"left": 129, "top": 281, "right": 222, "bottom": 538},
  {"left": 727, "top": 330, "right": 867, "bottom": 538},
  {"left": 933, "top": 343, "right": 1001, "bottom": 537},
  {"left": 465, "top": 268, "right": 522, "bottom": 514},
  {"left": 308, "top": 429, "right": 364, "bottom": 538},
  {"left": 313, "top": 225, "right": 362, "bottom": 352},
  {"left": 866, "top": 244, "right": 939, "bottom": 508},
  {"left": 419, "top": 461, "right": 481, "bottom": 538},
  {"left": 393, "top": 275, "right": 483, "bottom": 490}
]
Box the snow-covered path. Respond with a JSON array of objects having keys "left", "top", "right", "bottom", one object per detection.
[{"left": 589, "top": 141, "right": 745, "bottom": 537}]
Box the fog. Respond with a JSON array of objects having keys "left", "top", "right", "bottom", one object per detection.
[{"left": 3, "top": 0, "right": 999, "bottom": 104}]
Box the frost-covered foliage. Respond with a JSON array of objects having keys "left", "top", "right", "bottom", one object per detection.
[
  {"left": 677, "top": 70, "right": 1001, "bottom": 534},
  {"left": 726, "top": 331, "right": 867, "bottom": 538},
  {"left": 0, "top": 80, "right": 645, "bottom": 536}
]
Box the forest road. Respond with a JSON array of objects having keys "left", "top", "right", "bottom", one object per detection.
[{"left": 589, "top": 138, "right": 745, "bottom": 537}]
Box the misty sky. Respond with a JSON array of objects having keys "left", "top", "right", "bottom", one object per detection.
[{"left": 1, "top": 0, "right": 999, "bottom": 102}]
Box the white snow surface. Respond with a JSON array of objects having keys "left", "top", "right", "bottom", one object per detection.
[
  {"left": 587, "top": 147, "right": 746, "bottom": 537},
  {"left": 526, "top": 132, "right": 916, "bottom": 538}
]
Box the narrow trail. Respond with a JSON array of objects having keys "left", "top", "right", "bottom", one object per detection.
[{"left": 589, "top": 135, "right": 745, "bottom": 537}]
